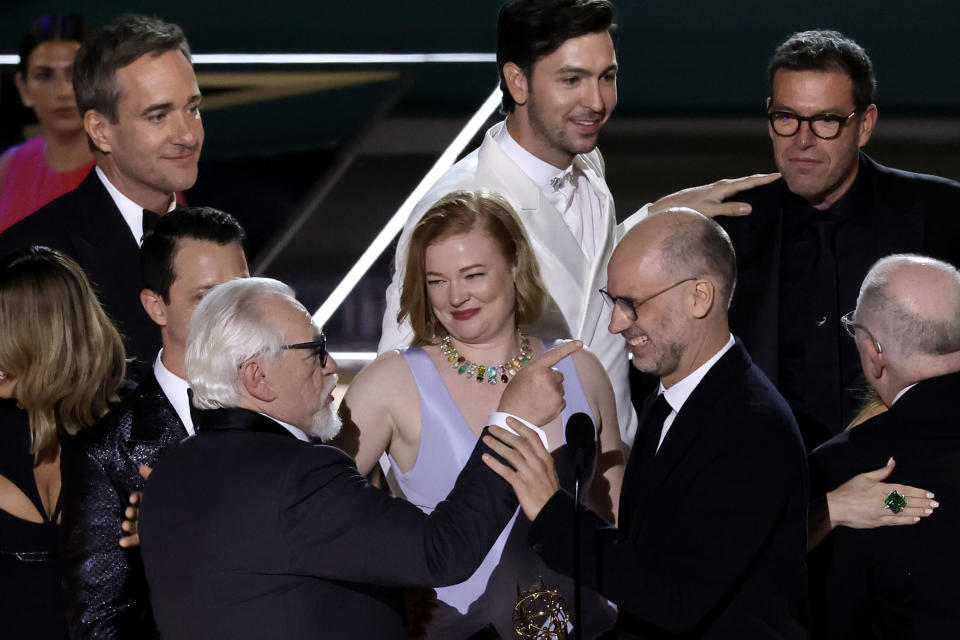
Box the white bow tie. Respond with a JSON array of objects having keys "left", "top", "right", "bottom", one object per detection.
[{"left": 550, "top": 169, "right": 576, "bottom": 191}]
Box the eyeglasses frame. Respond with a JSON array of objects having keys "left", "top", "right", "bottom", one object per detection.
[
  {"left": 840, "top": 311, "right": 882, "bottom": 354},
  {"left": 282, "top": 332, "right": 328, "bottom": 366},
  {"left": 599, "top": 277, "right": 698, "bottom": 322},
  {"left": 767, "top": 108, "right": 859, "bottom": 140}
]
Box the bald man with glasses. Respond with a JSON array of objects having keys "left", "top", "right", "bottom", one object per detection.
[{"left": 487, "top": 209, "right": 809, "bottom": 638}]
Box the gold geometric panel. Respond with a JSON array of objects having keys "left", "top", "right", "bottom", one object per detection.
[{"left": 195, "top": 70, "right": 399, "bottom": 111}]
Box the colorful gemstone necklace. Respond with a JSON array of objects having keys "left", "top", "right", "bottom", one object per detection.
[{"left": 439, "top": 332, "right": 532, "bottom": 385}]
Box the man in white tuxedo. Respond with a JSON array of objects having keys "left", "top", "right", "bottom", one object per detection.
[{"left": 380, "top": 0, "right": 771, "bottom": 448}]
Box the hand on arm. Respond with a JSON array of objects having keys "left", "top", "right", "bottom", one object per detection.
[
  {"left": 482, "top": 419, "right": 559, "bottom": 521},
  {"left": 118, "top": 464, "right": 152, "bottom": 548},
  {"left": 648, "top": 173, "right": 781, "bottom": 218}
]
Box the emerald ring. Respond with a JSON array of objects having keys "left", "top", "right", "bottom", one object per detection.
[{"left": 884, "top": 489, "right": 907, "bottom": 514}]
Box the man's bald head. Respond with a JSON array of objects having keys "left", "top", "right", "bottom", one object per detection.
[
  {"left": 614, "top": 208, "right": 737, "bottom": 308},
  {"left": 856, "top": 254, "right": 960, "bottom": 361}
]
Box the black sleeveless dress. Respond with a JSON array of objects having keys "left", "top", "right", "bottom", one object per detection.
[{"left": 0, "top": 399, "right": 69, "bottom": 639}]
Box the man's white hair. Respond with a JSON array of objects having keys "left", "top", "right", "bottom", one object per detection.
[{"left": 186, "top": 277, "right": 302, "bottom": 409}]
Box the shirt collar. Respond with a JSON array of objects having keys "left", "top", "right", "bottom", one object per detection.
[
  {"left": 95, "top": 166, "right": 176, "bottom": 245},
  {"left": 659, "top": 334, "right": 735, "bottom": 414},
  {"left": 494, "top": 122, "right": 574, "bottom": 191},
  {"left": 261, "top": 414, "right": 311, "bottom": 442},
  {"left": 891, "top": 383, "right": 918, "bottom": 406},
  {"left": 153, "top": 349, "right": 194, "bottom": 435}
]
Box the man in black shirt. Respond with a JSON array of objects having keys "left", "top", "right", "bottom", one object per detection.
[{"left": 715, "top": 29, "right": 960, "bottom": 449}]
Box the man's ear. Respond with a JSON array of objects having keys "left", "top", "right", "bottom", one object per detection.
[
  {"left": 239, "top": 359, "right": 277, "bottom": 403},
  {"left": 140, "top": 289, "right": 167, "bottom": 327},
  {"left": 689, "top": 278, "right": 716, "bottom": 319},
  {"left": 503, "top": 62, "right": 529, "bottom": 108},
  {"left": 857, "top": 104, "right": 878, "bottom": 149},
  {"left": 84, "top": 110, "right": 111, "bottom": 154},
  {"left": 864, "top": 336, "right": 885, "bottom": 381}
]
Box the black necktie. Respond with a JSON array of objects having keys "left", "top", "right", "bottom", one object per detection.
[
  {"left": 639, "top": 392, "right": 672, "bottom": 459},
  {"left": 619, "top": 391, "right": 674, "bottom": 532},
  {"left": 807, "top": 218, "right": 842, "bottom": 431},
  {"left": 142, "top": 209, "right": 161, "bottom": 237}
]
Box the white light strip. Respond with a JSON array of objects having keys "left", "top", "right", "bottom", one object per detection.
[
  {"left": 312, "top": 87, "right": 503, "bottom": 328},
  {"left": 193, "top": 52, "right": 495, "bottom": 65},
  {"left": 0, "top": 52, "right": 495, "bottom": 66},
  {"left": 329, "top": 351, "right": 378, "bottom": 362}
]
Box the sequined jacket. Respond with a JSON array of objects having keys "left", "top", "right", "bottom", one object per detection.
[{"left": 60, "top": 371, "right": 187, "bottom": 639}]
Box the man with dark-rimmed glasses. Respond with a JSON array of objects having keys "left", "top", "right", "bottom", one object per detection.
[{"left": 712, "top": 29, "right": 960, "bottom": 450}]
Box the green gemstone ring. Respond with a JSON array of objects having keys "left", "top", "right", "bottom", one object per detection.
[{"left": 884, "top": 489, "right": 907, "bottom": 514}]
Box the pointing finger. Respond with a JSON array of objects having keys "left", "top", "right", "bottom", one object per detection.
[{"left": 536, "top": 339, "right": 582, "bottom": 368}]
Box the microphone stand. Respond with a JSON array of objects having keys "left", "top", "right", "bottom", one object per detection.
[{"left": 572, "top": 453, "right": 583, "bottom": 640}]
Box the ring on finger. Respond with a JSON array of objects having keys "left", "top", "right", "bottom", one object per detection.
[{"left": 884, "top": 489, "right": 907, "bottom": 514}]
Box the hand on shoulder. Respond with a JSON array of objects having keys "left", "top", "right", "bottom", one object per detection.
[{"left": 648, "top": 173, "right": 782, "bottom": 218}]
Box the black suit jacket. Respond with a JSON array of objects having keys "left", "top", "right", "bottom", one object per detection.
[
  {"left": 809, "top": 372, "right": 960, "bottom": 638},
  {"left": 529, "top": 339, "right": 809, "bottom": 638},
  {"left": 60, "top": 370, "right": 187, "bottom": 639},
  {"left": 139, "top": 407, "right": 519, "bottom": 640},
  {"left": 0, "top": 171, "right": 160, "bottom": 375},
  {"left": 719, "top": 154, "right": 960, "bottom": 443}
]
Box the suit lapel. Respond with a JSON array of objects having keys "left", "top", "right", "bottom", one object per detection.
[
  {"left": 68, "top": 172, "right": 141, "bottom": 282},
  {"left": 573, "top": 153, "right": 616, "bottom": 345},
  {"left": 476, "top": 127, "right": 589, "bottom": 335},
  {"left": 862, "top": 154, "right": 925, "bottom": 258},
  {"left": 645, "top": 342, "right": 750, "bottom": 489},
  {"left": 125, "top": 372, "right": 189, "bottom": 469}
]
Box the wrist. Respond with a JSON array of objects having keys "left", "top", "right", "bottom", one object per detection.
[{"left": 486, "top": 412, "right": 549, "bottom": 449}]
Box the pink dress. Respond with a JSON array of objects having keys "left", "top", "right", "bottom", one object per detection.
[{"left": 0, "top": 137, "right": 94, "bottom": 232}]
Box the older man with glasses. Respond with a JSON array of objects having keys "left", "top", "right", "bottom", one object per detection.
[
  {"left": 808, "top": 254, "right": 960, "bottom": 636},
  {"left": 701, "top": 29, "right": 960, "bottom": 451},
  {"left": 138, "top": 276, "right": 582, "bottom": 640}
]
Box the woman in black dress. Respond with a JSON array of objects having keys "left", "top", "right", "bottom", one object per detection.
[{"left": 0, "top": 247, "right": 125, "bottom": 639}]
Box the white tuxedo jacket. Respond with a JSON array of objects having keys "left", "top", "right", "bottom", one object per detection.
[{"left": 380, "top": 122, "right": 641, "bottom": 447}]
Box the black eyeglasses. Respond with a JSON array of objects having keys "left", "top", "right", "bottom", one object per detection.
[
  {"left": 282, "top": 333, "right": 327, "bottom": 366},
  {"left": 768, "top": 109, "right": 858, "bottom": 140},
  {"left": 599, "top": 277, "right": 696, "bottom": 322},
  {"left": 840, "top": 311, "right": 882, "bottom": 354}
]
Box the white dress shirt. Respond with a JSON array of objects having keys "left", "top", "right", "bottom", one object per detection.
[
  {"left": 95, "top": 167, "right": 176, "bottom": 245},
  {"left": 262, "top": 415, "right": 311, "bottom": 442},
  {"left": 495, "top": 125, "right": 605, "bottom": 261},
  {"left": 153, "top": 350, "right": 195, "bottom": 436},
  {"left": 655, "top": 334, "right": 736, "bottom": 451}
]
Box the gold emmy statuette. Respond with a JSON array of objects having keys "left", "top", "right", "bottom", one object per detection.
[{"left": 512, "top": 579, "right": 570, "bottom": 639}]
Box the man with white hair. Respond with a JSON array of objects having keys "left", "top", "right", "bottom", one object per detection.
[
  {"left": 809, "top": 254, "right": 960, "bottom": 636},
  {"left": 138, "top": 277, "right": 577, "bottom": 640}
]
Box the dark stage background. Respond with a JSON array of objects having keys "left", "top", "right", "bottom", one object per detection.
[{"left": 2, "top": 0, "right": 958, "bottom": 356}]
